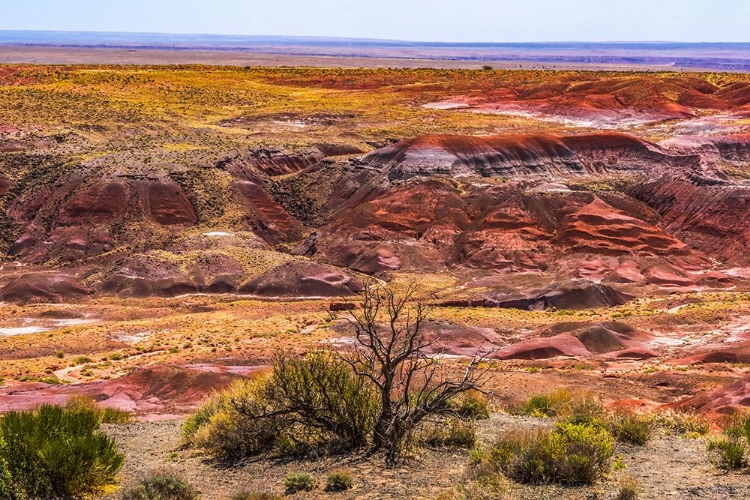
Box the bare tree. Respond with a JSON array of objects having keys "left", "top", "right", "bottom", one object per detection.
[{"left": 335, "top": 281, "right": 489, "bottom": 464}]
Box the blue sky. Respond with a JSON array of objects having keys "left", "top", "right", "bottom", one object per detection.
[{"left": 0, "top": 0, "right": 747, "bottom": 43}]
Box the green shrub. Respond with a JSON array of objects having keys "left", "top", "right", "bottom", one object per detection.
[
  {"left": 654, "top": 410, "right": 710, "bottom": 436},
  {"left": 183, "top": 379, "right": 281, "bottom": 460},
  {"left": 516, "top": 389, "right": 579, "bottom": 418},
  {"left": 491, "top": 421, "right": 614, "bottom": 485},
  {"left": 285, "top": 473, "right": 316, "bottom": 493},
  {"left": 0, "top": 404, "right": 124, "bottom": 499},
  {"left": 101, "top": 407, "right": 133, "bottom": 424},
  {"left": 325, "top": 470, "right": 353, "bottom": 491},
  {"left": 231, "top": 492, "right": 282, "bottom": 500},
  {"left": 451, "top": 390, "right": 490, "bottom": 420},
  {"left": 606, "top": 413, "right": 653, "bottom": 445},
  {"left": 184, "top": 350, "right": 379, "bottom": 461},
  {"left": 519, "top": 395, "right": 556, "bottom": 417},
  {"left": 708, "top": 437, "right": 747, "bottom": 470},
  {"left": 419, "top": 419, "right": 477, "bottom": 449},
  {"left": 122, "top": 474, "right": 198, "bottom": 500},
  {"left": 66, "top": 395, "right": 132, "bottom": 424},
  {"left": 0, "top": 437, "right": 15, "bottom": 500}
]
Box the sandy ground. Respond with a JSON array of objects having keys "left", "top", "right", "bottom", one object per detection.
[{"left": 102, "top": 414, "right": 750, "bottom": 500}]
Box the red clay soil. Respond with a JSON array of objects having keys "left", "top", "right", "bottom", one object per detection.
[
  {"left": 486, "top": 280, "right": 633, "bottom": 311},
  {"left": 671, "top": 373, "right": 750, "bottom": 418},
  {"left": 144, "top": 179, "right": 197, "bottom": 226},
  {"left": 675, "top": 342, "right": 750, "bottom": 365},
  {"left": 232, "top": 179, "right": 304, "bottom": 244},
  {"left": 420, "top": 321, "right": 507, "bottom": 356},
  {"left": 0, "top": 365, "right": 254, "bottom": 417}
]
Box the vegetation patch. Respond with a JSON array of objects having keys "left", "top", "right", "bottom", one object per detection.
[
  {"left": 488, "top": 420, "right": 615, "bottom": 485},
  {"left": 0, "top": 404, "right": 124, "bottom": 499},
  {"left": 122, "top": 473, "right": 198, "bottom": 500}
]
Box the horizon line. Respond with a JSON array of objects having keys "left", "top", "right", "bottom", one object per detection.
[{"left": 1, "top": 29, "right": 749, "bottom": 46}]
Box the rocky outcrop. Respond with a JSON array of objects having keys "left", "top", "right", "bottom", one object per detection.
[
  {"left": 493, "top": 334, "right": 591, "bottom": 360},
  {"left": 246, "top": 147, "right": 324, "bottom": 176},
  {"left": 239, "top": 261, "right": 363, "bottom": 297},
  {"left": 0, "top": 272, "right": 91, "bottom": 304},
  {"left": 364, "top": 133, "right": 696, "bottom": 180},
  {"left": 486, "top": 280, "right": 632, "bottom": 311},
  {"left": 630, "top": 178, "right": 750, "bottom": 266}
]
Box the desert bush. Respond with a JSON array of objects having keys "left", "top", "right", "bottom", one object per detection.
[
  {"left": 182, "top": 378, "right": 282, "bottom": 460},
  {"left": 491, "top": 421, "right": 614, "bottom": 485},
  {"left": 615, "top": 474, "right": 639, "bottom": 500},
  {"left": 336, "top": 283, "right": 487, "bottom": 464},
  {"left": 66, "top": 395, "right": 132, "bottom": 424},
  {"left": 419, "top": 419, "right": 477, "bottom": 449},
  {"left": 707, "top": 436, "right": 747, "bottom": 470},
  {"left": 184, "top": 350, "right": 379, "bottom": 461},
  {"left": 516, "top": 389, "right": 581, "bottom": 418},
  {"left": 0, "top": 404, "right": 124, "bottom": 499},
  {"left": 258, "top": 349, "right": 380, "bottom": 449},
  {"left": 518, "top": 394, "right": 556, "bottom": 417},
  {"left": 654, "top": 409, "right": 710, "bottom": 436},
  {"left": 606, "top": 412, "right": 654, "bottom": 445},
  {"left": 101, "top": 406, "right": 134, "bottom": 424},
  {"left": 451, "top": 390, "right": 490, "bottom": 420},
  {"left": 285, "top": 473, "right": 316, "bottom": 493},
  {"left": 230, "top": 492, "right": 282, "bottom": 500},
  {"left": 121, "top": 473, "right": 198, "bottom": 500},
  {"left": 325, "top": 470, "right": 353, "bottom": 491}
]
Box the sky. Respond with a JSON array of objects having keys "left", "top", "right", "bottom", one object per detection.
[{"left": 0, "top": 0, "right": 747, "bottom": 43}]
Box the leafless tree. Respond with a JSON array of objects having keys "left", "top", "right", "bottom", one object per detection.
[{"left": 335, "top": 281, "right": 489, "bottom": 464}]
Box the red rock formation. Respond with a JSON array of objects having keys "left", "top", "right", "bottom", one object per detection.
[
  {"left": 246, "top": 147, "right": 324, "bottom": 176},
  {"left": 0, "top": 272, "right": 90, "bottom": 304},
  {"left": 365, "top": 133, "right": 690, "bottom": 180},
  {"left": 143, "top": 178, "right": 197, "bottom": 226},
  {"left": 493, "top": 334, "right": 590, "bottom": 360},
  {"left": 631, "top": 178, "right": 750, "bottom": 266},
  {"left": 486, "top": 280, "right": 633, "bottom": 311},
  {"left": 672, "top": 373, "right": 750, "bottom": 417},
  {"left": 0, "top": 365, "right": 256, "bottom": 415},
  {"left": 0, "top": 173, "right": 10, "bottom": 195},
  {"left": 239, "top": 261, "right": 363, "bottom": 297}
]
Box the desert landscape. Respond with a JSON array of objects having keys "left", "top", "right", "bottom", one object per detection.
[{"left": 1, "top": 57, "right": 750, "bottom": 499}]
